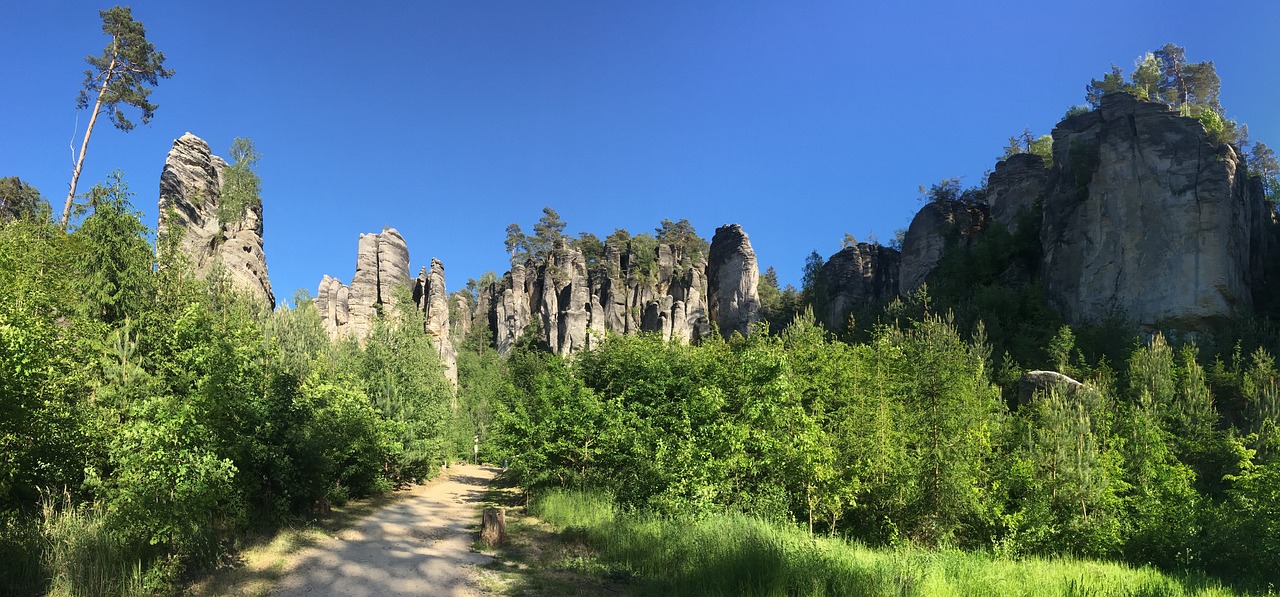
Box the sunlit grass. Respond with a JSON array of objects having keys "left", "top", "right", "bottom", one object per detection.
[{"left": 530, "top": 490, "right": 1244, "bottom": 597}]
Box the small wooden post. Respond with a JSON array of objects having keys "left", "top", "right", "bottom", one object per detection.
[{"left": 480, "top": 507, "right": 507, "bottom": 547}]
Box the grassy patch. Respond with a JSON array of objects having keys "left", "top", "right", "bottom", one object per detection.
[
  {"left": 524, "top": 489, "right": 1251, "bottom": 597},
  {"left": 473, "top": 476, "right": 637, "bottom": 596}
]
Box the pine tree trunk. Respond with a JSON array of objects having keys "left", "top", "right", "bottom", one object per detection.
[{"left": 62, "top": 51, "right": 116, "bottom": 229}]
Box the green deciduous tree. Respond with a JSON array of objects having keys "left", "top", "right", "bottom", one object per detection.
[
  {"left": 217, "top": 137, "right": 262, "bottom": 225},
  {"left": 63, "top": 6, "right": 173, "bottom": 228}
]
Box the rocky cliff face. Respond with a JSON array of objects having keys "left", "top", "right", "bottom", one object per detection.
[
  {"left": 158, "top": 132, "right": 274, "bottom": 309},
  {"left": 987, "top": 153, "right": 1048, "bottom": 233},
  {"left": 821, "top": 243, "right": 900, "bottom": 329},
  {"left": 413, "top": 258, "right": 456, "bottom": 385},
  {"left": 1040, "top": 92, "right": 1269, "bottom": 328},
  {"left": 898, "top": 200, "right": 988, "bottom": 296},
  {"left": 478, "top": 224, "right": 761, "bottom": 356},
  {"left": 316, "top": 228, "right": 457, "bottom": 385}
]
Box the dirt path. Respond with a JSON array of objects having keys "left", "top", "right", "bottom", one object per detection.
[{"left": 272, "top": 464, "right": 499, "bottom": 597}]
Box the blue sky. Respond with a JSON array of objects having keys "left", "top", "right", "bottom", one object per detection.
[{"left": 4, "top": 1, "right": 1279, "bottom": 304}]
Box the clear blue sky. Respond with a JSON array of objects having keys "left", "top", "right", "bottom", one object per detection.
[{"left": 4, "top": 1, "right": 1279, "bottom": 304}]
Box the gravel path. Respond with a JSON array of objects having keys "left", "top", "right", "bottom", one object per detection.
[{"left": 272, "top": 464, "right": 499, "bottom": 597}]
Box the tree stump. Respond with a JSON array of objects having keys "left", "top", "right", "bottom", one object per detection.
[{"left": 480, "top": 507, "right": 506, "bottom": 547}]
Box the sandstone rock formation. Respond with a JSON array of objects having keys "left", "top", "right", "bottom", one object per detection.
[
  {"left": 315, "top": 228, "right": 457, "bottom": 386},
  {"left": 986, "top": 152, "right": 1048, "bottom": 234},
  {"left": 475, "top": 225, "right": 757, "bottom": 357},
  {"left": 821, "top": 242, "right": 900, "bottom": 330},
  {"left": 707, "top": 224, "right": 761, "bottom": 339},
  {"left": 413, "top": 259, "right": 457, "bottom": 385},
  {"left": 898, "top": 200, "right": 988, "bottom": 296},
  {"left": 1040, "top": 92, "right": 1270, "bottom": 328},
  {"left": 158, "top": 132, "right": 274, "bottom": 309}
]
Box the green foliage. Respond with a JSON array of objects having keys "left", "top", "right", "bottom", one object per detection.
[
  {"left": 531, "top": 489, "right": 1239, "bottom": 597},
  {"left": 64, "top": 5, "right": 175, "bottom": 226},
  {"left": 72, "top": 172, "right": 155, "bottom": 323},
  {"left": 1083, "top": 45, "right": 1245, "bottom": 147},
  {"left": 504, "top": 223, "right": 529, "bottom": 264},
  {"left": 0, "top": 177, "right": 46, "bottom": 223},
  {"left": 1248, "top": 142, "right": 1279, "bottom": 204},
  {"left": 217, "top": 137, "right": 262, "bottom": 226},
  {"left": 758, "top": 266, "right": 802, "bottom": 335},
  {"left": 353, "top": 297, "right": 455, "bottom": 482},
  {"left": 1068, "top": 138, "right": 1101, "bottom": 193},
  {"left": 655, "top": 217, "right": 709, "bottom": 264},
  {"left": 1002, "top": 128, "right": 1053, "bottom": 167},
  {"left": 0, "top": 170, "right": 458, "bottom": 592},
  {"left": 76, "top": 6, "right": 174, "bottom": 132}
]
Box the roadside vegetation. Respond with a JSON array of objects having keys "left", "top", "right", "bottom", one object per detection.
[{"left": 0, "top": 174, "right": 467, "bottom": 595}]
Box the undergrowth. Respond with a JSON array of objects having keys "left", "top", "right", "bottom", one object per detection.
[{"left": 529, "top": 490, "right": 1248, "bottom": 597}]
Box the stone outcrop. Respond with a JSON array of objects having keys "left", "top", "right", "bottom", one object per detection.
[
  {"left": 821, "top": 243, "right": 900, "bottom": 330},
  {"left": 898, "top": 200, "right": 988, "bottom": 296},
  {"left": 476, "top": 226, "right": 757, "bottom": 357},
  {"left": 707, "top": 224, "right": 761, "bottom": 339},
  {"left": 1017, "top": 370, "right": 1086, "bottom": 406},
  {"left": 316, "top": 275, "right": 350, "bottom": 337},
  {"left": 987, "top": 153, "right": 1048, "bottom": 233},
  {"left": 1040, "top": 92, "right": 1270, "bottom": 328},
  {"left": 413, "top": 259, "right": 457, "bottom": 385},
  {"left": 316, "top": 228, "right": 457, "bottom": 386},
  {"left": 158, "top": 132, "right": 274, "bottom": 309}
]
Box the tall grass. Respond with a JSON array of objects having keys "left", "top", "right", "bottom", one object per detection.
[
  {"left": 531, "top": 490, "right": 1243, "bottom": 597},
  {"left": 0, "top": 512, "right": 47, "bottom": 596},
  {"left": 35, "top": 493, "right": 149, "bottom": 597}
]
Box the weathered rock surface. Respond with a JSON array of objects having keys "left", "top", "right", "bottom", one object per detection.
[
  {"left": 1017, "top": 370, "right": 1087, "bottom": 406},
  {"left": 316, "top": 229, "right": 458, "bottom": 387},
  {"left": 476, "top": 226, "right": 746, "bottom": 356},
  {"left": 707, "top": 224, "right": 761, "bottom": 338},
  {"left": 413, "top": 259, "right": 457, "bottom": 386},
  {"left": 822, "top": 243, "right": 900, "bottom": 330},
  {"left": 987, "top": 152, "right": 1048, "bottom": 233},
  {"left": 1040, "top": 92, "right": 1269, "bottom": 328},
  {"left": 898, "top": 200, "right": 988, "bottom": 296},
  {"left": 316, "top": 274, "right": 350, "bottom": 338},
  {"left": 158, "top": 132, "right": 274, "bottom": 309}
]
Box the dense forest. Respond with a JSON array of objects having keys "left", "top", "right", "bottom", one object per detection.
[{"left": 2, "top": 11, "right": 1279, "bottom": 595}]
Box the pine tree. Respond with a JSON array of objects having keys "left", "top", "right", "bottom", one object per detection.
[{"left": 63, "top": 6, "right": 173, "bottom": 228}]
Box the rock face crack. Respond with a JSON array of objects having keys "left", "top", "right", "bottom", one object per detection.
[
  {"left": 1040, "top": 92, "right": 1264, "bottom": 329},
  {"left": 315, "top": 229, "right": 457, "bottom": 386},
  {"left": 472, "top": 224, "right": 760, "bottom": 356}
]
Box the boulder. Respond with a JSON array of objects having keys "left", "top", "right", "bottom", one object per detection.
[{"left": 1017, "top": 370, "right": 1086, "bottom": 406}]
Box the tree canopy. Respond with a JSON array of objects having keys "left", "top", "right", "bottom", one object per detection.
[{"left": 63, "top": 5, "right": 174, "bottom": 228}]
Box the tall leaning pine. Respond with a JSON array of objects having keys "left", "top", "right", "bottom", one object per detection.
[{"left": 62, "top": 5, "right": 173, "bottom": 229}]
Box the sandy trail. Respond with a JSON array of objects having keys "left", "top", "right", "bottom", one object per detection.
[{"left": 272, "top": 464, "right": 499, "bottom": 597}]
